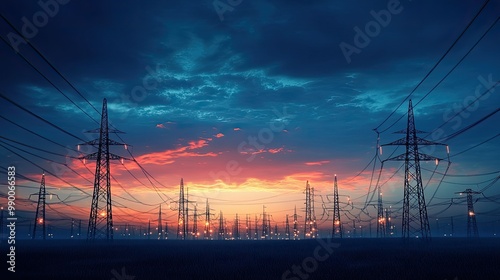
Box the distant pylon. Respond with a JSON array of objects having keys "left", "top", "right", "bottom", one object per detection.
[
  {"left": 332, "top": 175, "right": 342, "bottom": 238},
  {"left": 254, "top": 215, "right": 259, "bottom": 239},
  {"left": 293, "top": 206, "right": 299, "bottom": 240},
  {"left": 79, "top": 98, "right": 128, "bottom": 240},
  {"left": 177, "top": 178, "right": 187, "bottom": 240},
  {"left": 456, "top": 189, "right": 481, "bottom": 238},
  {"left": 218, "top": 211, "right": 224, "bottom": 240},
  {"left": 147, "top": 219, "right": 151, "bottom": 240},
  {"left": 193, "top": 204, "right": 198, "bottom": 239},
  {"left": 204, "top": 199, "right": 211, "bottom": 240},
  {"left": 158, "top": 205, "right": 163, "bottom": 240},
  {"left": 304, "top": 181, "right": 317, "bottom": 238},
  {"left": 234, "top": 213, "right": 240, "bottom": 240},
  {"left": 32, "top": 172, "right": 46, "bottom": 240},
  {"left": 311, "top": 186, "right": 318, "bottom": 238},
  {"left": 70, "top": 218, "right": 75, "bottom": 238},
  {"left": 262, "top": 205, "right": 268, "bottom": 239},
  {"left": 78, "top": 220, "right": 81, "bottom": 239},
  {"left": 246, "top": 214, "right": 251, "bottom": 239},
  {"left": 377, "top": 184, "right": 385, "bottom": 238},
  {"left": 285, "top": 214, "right": 290, "bottom": 239},
  {"left": 385, "top": 207, "right": 392, "bottom": 236},
  {"left": 381, "top": 99, "right": 449, "bottom": 241}
]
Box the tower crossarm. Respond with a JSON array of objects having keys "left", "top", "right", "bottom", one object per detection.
[
  {"left": 383, "top": 153, "right": 443, "bottom": 162},
  {"left": 382, "top": 136, "right": 447, "bottom": 146}
]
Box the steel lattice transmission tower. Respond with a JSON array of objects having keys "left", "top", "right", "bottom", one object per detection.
[
  {"left": 303, "top": 181, "right": 317, "bottom": 238},
  {"left": 32, "top": 172, "right": 46, "bottom": 240},
  {"left": 204, "top": 199, "right": 211, "bottom": 240},
  {"left": 177, "top": 178, "right": 187, "bottom": 240},
  {"left": 79, "top": 98, "right": 127, "bottom": 240},
  {"left": 293, "top": 206, "right": 299, "bottom": 240},
  {"left": 285, "top": 214, "right": 290, "bottom": 239},
  {"left": 332, "top": 175, "right": 342, "bottom": 238},
  {"left": 377, "top": 185, "right": 385, "bottom": 238},
  {"left": 192, "top": 204, "right": 198, "bottom": 239},
  {"left": 218, "top": 211, "right": 224, "bottom": 240},
  {"left": 381, "top": 99, "right": 448, "bottom": 241},
  {"left": 456, "top": 189, "right": 481, "bottom": 238},
  {"left": 158, "top": 205, "right": 163, "bottom": 240}
]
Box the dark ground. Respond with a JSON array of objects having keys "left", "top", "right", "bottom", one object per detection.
[{"left": 1, "top": 238, "right": 500, "bottom": 280}]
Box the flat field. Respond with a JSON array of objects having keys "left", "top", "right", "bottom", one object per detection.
[{"left": 2, "top": 238, "right": 500, "bottom": 280}]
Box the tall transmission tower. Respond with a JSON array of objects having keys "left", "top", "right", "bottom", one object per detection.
[
  {"left": 158, "top": 205, "right": 163, "bottom": 240},
  {"left": 234, "top": 213, "right": 240, "bottom": 240},
  {"left": 262, "top": 205, "right": 269, "bottom": 239},
  {"left": 303, "top": 181, "right": 317, "bottom": 238},
  {"left": 79, "top": 98, "right": 128, "bottom": 240},
  {"left": 177, "top": 178, "right": 187, "bottom": 240},
  {"left": 456, "top": 189, "right": 481, "bottom": 238},
  {"left": 218, "top": 211, "right": 224, "bottom": 240},
  {"left": 193, "top": 204, "right": 198, "bottom": 239},
  {"left": 332, "top": 175, "right": 342, "bottom": 238},
  {"left": 32, "top": 172, "right": 46, "bottom": 240},
  {"left": 293, "top": 206, "right": 299, "bottom": 240},
  {"left": 285, "top": 214, "right": 290, "bottom": 239},
  {"left": 204, "top": 199, "right": 211, "bottom": 240},
  {"left": 246, "top": 214, "right": 251, "bottom": 240},
  {"left": 381, "top": 99, "right": 448, "bottom": 241},
  {"left": 311, "top": 186, "right": 318, "bottom": 238},
  {"left": 377, "top": 185, "right": 385, "bottom": 238},
  {"left": 254, "top": 215, "right": 259, "bottom": 239}
]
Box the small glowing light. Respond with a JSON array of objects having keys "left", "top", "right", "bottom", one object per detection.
[
  {"left": 38, "top": 218, "right": 43, "bottom": 224},
  {"left": 379, "top": 146, "right": 383, "bottom": 155},
  {"left": 435, "top": 159, "right": 439, "bottom": 166},
  {"left": 446, "top": 145, "right": 450, "bottom": 154},
  {"left": 83, "top": 158, "right": 86, "bottom": 165},
  {"left": 120, "top": 158, "right": 124, "bottom": 164},
  {"left": 124, "top": 144, "right": 128, "bottom": 150},
  {"left": 469, "top": 211, "right": 475, "bottom": 216},
  {"left": 100, "top": 212, "right": 106, "bottom": 217},
  {"left": 77, "top": 145, "right": 80, "bottom": 151}
]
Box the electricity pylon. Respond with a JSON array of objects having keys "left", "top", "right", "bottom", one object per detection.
[
  {"left": 332, "top": 175, "right": 342, "bottom": 238},
  {"left": 158, "top": 204, "right": 163, "bottom": 239},
  {"left": 234, "top": 213, "right": 240, "bottom": 240},
  {"left": 254, "top": 215, "right": 259, "bottom": 239},
  {"left": 177, "top": 178, "right": 187, "bottom": 240},
  {"left": 285, "top": 214, "right": 290, "bottom": 239},
  {"left": 377, "top": 185, "right": 385, "bottom": 238},
  {"left": 218, "top": 211, "right": 224, "bottom": 240},
  {"left": 79, "top": 98, "right": 128, "bottom": 240},
  {"left": 293, "top": 206, "right": 299, "bottom": 240},
  {"left": 262, "top": 205, "right": 269, "bottom": 239},
  {"left": 456, "top": 189, "right": 481, "bottom": 238},
  {"left": 304, "top": 181, "right": 317, "bottom": 238},
  {"left": 32, "top": 172, "right": 46, "bottom": 240},
  {"left": 192, "top": 204, "right": 198, "bottom": 239},
  {"left": 381, "top": 99, "right": 448, "bottom": 241},
  {"left": 204, "top": 199, "right": 212, "bottom": 240}
]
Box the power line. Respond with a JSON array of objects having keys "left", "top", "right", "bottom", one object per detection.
[{"left": 374, "top": 0, "right": 493, "bottom": 133}]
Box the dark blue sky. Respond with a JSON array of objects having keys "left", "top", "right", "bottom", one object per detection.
[{"left": 0, "top": 0, "right": 499, "bottom": 237}]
